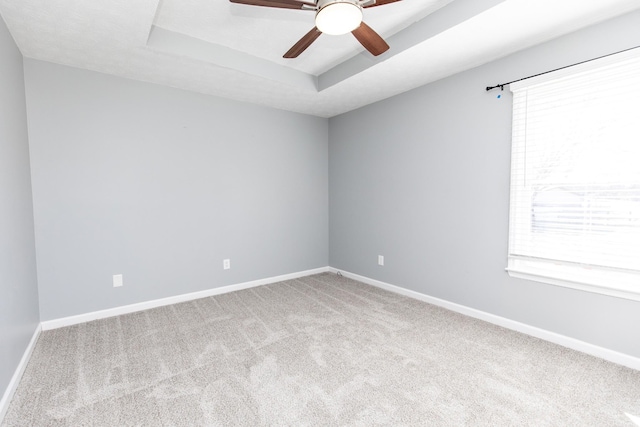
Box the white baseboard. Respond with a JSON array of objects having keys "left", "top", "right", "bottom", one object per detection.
[
  {"left": 0, "top": 324, "right": 41, "bottom": 423},
  {"left": 33, "top": 264, "right": 640, "bottom": 369},
  {"left": 41, "top": 267, "right": 330, "bottom": 331},
  {"left": 329, "top": 267, "right": 640, "bottom": 371}
]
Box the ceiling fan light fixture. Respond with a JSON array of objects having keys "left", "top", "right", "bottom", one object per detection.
[{"left": 315, "top": 0, "right": 363, "bottom": 35}]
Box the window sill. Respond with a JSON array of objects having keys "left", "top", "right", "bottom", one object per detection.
[{"left": 506, "top": 258, "right": 640, "bottom": 302}]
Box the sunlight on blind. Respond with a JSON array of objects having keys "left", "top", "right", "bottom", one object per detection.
[{"left": 507, "top": 49, "right": 640, "bottom": 300}]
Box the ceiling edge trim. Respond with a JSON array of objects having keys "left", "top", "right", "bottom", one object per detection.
[{"left": 147, "top": 26, "right": 318, "bottom": 91}]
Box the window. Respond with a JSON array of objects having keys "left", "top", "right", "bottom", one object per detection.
[{"left": 507, "top": 48, "right": 640, "bottom": 301}]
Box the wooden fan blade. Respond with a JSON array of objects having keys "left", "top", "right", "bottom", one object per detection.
[
  {"left": 351, "top": 22, "right": 389, "bottom": 56},
  {"left": 363, "top": 0, "right": 401, "bottom": 7},
  {"left": 284, "top": 27, "right": 322, "bottom": 58},
  {"left": 229, "top": 0, "right": 314, "bottom": 10}
]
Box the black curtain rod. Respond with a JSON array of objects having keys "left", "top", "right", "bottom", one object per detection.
[{"left": 485, "top": 45, "right": 640, "bottom": 92}]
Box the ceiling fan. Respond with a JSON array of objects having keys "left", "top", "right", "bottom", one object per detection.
[{"left": 229, "top": 0, "right": 401, "bottom": 58}]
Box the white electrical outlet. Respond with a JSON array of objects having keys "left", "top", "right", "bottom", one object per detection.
[
  {"left": 113, "top": 274, "right": 123, "bottom": 288},
  {"left": 378, "top": 255, "right": 384, "bottom": 266},
  {"left": 223, "top": 259, "right": 231, "bottom": 270}
]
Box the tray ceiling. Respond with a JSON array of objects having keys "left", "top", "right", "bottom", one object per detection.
[{"left": 1, "top": 0, "right": 639, "bottom": 117}]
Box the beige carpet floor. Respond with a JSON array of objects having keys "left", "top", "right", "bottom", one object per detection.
[{"left": 2, "top": 272, "right": 640, "bottom": 426}]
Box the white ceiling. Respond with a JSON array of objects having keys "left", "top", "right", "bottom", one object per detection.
[{"left": 1, "top": 0, "right": 639, "bottom": 117}]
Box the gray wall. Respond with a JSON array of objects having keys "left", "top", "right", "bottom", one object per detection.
[
  {"left": 0, "top": 18, "right": 40, "bottom": 398},
  {"left": 329, "top": 10, "right": 640, "bottom": 357},
  {"left": 24, "top": 61, "right": 328, "bottom": 321}
]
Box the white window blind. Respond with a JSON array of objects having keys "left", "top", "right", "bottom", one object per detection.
[{"left": 507, "top": 48, "right": 640, "bottom": 301}]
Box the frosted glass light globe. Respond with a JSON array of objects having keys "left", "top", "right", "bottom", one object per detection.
[{"left": 315, "top": 1, "right": 363, "bottom": 35}]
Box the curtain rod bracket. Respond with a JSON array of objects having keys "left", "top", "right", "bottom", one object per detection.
[{"left": 485, "top": 84, "right": 505, "bottom": 92}]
